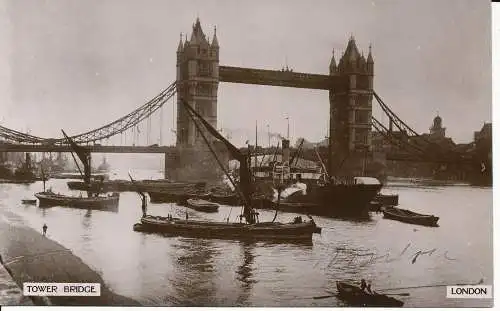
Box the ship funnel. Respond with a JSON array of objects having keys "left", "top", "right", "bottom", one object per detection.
[{"left": 282, "top": 139, "right": 290, "bottom": 164}]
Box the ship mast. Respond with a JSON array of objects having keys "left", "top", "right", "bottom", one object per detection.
[
  {"left": 62, "top": 130, "right": 92, "bottom": 188},
  {"left": 181, "top": 101, "right": 257, "bottom": 224}
]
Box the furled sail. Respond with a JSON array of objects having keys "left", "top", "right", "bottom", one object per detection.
[
  {"left": 181, "top": 101, "right": 256, "bottom": 224},
  {"left": 61, "top": 129, "right": 92, "bottom": 184}
]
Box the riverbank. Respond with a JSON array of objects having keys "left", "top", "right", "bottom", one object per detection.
[
  {"left": 0, "top": 217, "right": 140, "bottom": 306},
  {"left": 0, "top": 263, "right": 33, "bottom": 305}
]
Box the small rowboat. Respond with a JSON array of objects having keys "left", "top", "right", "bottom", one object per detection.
[
  {"left": 21, "top": 199, "right": 37, "bottom": 205},
  {"left": 383, "top": 206, "right": 439, "bottom": 227},
  {"left": 336, "top": 281, "right": 404, "bottom": 307},
  {"left": 186, "top": 198, "right": 219, "bottom": 213}
]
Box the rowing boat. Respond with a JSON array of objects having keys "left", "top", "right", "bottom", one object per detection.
[
  {"left": 382, "top": 206, "right": 439, "bottom": 227},
  {"left": 186, "top": 198, "right": 219, "bottom": 213},
  {"left": 336, "top": 281, "right": 404, "bottom": 307}
]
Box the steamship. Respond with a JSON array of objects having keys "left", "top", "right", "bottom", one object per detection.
[{"left": 251, "top": 139, "right": 382, "bottom": 218}]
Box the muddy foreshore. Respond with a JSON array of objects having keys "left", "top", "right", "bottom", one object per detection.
[{"left": 0, "top": 217, "right": 140, "bottom": 306}]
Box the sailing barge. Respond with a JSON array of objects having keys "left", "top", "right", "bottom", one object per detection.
[
  {"left": 36, "top": 190, "right": 119, "bottom": 210},
  {"left": 133, "top": 101, "right": 321, "bottom": 241},
  {"left": 135, "top": 215, "right": 317, "bottom": 241},
  {"left": 34, "top": 130, "right": 120, "bottom": 212}
]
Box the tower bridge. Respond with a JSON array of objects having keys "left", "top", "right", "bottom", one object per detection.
[
  {"left": 0, "top": 18, "right": 487, "bottom": 182},
  {"left": 175, "top": 18, "right": 374, "bottom": 177}
]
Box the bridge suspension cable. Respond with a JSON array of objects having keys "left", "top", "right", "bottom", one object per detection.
[
  {"left": 0, "top": 81, "right": 177, "bottom": 145},
  {"left": 372, "top": 93, "right": 473, "bottom": 166},
  {"left": 371, "top": 116, "right": 427, "bottom": 159}
]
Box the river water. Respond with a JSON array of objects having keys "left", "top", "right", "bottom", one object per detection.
[{"left": 0, "top": 169, "right": 493, "bottom": 307}]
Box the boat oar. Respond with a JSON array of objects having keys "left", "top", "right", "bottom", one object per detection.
[
  {"left": 311, "top": 291, "right": 409, "bottom": 300},
  {"left": 377, "top": 278, "right": 484, "bottom": 292},
  {"left": 381, "top": 292, "right": 410, "bottom": 296},
  {"left": 310, "top": 278, "right": 483, "bottom": 300},
  {"left": 312, "top": 294, "right": 335, "bottom": 300}
]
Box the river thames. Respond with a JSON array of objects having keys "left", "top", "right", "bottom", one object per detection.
[{"left": 0, "top": 170, "right": 493, "bottom": 307}]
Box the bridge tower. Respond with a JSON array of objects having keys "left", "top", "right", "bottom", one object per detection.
[
  {"left": 329, "top": 36, "right": 374, "bottom": 176},
  {"left": 167, "top": 18, "right": 227, "bottom": 182},
  {"left": 176, "top": 18, "right": 219, "bottom": 146}
]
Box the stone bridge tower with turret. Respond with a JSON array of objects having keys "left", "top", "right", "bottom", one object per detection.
[
  {"left": 329, "top": 36, "right": 374, "bottom": 176},
  {"left": 176, "top": 18, "right": 219, "bottom": 146},
  {"left": 167, "top": 18, "right": 227, "bottom": 182}
]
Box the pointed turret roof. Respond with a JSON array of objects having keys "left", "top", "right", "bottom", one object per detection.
[
  {"left": 211, "top": 26, "right": 219, "bottom": 48},
  {"left": 359, "top": 53, "right": 366, "bottom": 71},
  {"left": 367, "top": 44, "right": 374, "bottom": 63},
  {"left": 177, "top": 33, "right": 183, "bottom": 52},
  {"left": 329, "top": 48, "right": 336, "bottom": 72},
  {"left": 344, "top": 35, "right": 361, "bottom": 62},
  {"left": 189, "top": 17, "right": 208, "bottom": 45}
]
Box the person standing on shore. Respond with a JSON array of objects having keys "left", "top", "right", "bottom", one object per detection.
[{"left": 42, "top": 223, "right": 47, "bottom": 236}]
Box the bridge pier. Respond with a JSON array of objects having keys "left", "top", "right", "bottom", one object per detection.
[{"left": 164, "top": 143, "right": 229, "bottom": 184}]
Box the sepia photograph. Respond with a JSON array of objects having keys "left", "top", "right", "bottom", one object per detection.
[{"left": 0, "top": 0, "right": 493, "bottom": 308}]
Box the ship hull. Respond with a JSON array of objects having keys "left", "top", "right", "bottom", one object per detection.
[
  {"left": 35, "top": 192, "right": 119, "bottom": 211},
  {"left": 257, "top": 182, "right": 382, "bottom": 218},
  {"left": 134, "top": 215, "right": 318, "bottom": 241}
]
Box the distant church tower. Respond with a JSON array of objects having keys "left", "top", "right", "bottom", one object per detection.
[
  {"left": 430, "top": 114, "right": 446, "bottom": 138},
  {"left": 176, "top": 18, "right": 219, "bottom": 146},
  {"left": 329, "top": 36, "right": 374, "bottom": 175}
]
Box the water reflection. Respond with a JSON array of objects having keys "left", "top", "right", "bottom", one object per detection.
[
  {"left": 235, "top": 241, "right": 256, "bottom": 306},
  {"left": 170, "top": 238, "right": 218, "bottom": 306},
  {"left": 0, "top": 176, "right": 493, "bottom": 308},
  {"left": 84, "top": 209, "right": 92, "bottom": 218}
]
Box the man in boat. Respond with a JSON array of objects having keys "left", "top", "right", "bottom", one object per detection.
[
  {"left": 360, "top": 279, "right": 367, "bottom": 292},
  {"left": 366, "top": 281, "right": 373, "bottom": 294}
]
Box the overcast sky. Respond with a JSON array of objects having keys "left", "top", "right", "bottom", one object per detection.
[{"left": 0, "top": 0, "right": 491, "bottom": 147}]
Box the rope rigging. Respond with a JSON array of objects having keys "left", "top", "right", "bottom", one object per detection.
[
  {"left": 373, "top": 93, "right": 473, "bottom": 166},
  {"left": 0, "top": 81, "right": 176, "bottom": 145}
]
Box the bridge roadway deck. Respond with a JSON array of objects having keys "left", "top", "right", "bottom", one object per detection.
[
  {"left": 219, "top": 66, "right": 340, "bottom": 90},
  {"left": 0, "top": 144, "right": 177, "bottom": 154}
]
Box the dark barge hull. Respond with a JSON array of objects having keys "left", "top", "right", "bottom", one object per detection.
[
  {"left": 209, "top": 193, "right": 240, "bottom": 206},
  {"left": 34, "top": 192, "right": 120, "bottom": 211},
  {"left": 382, "top": 207, "right": 439, "bottom": 227},
  {"left": 148, "top": 191, "right": 210, "bottom": 204},
  {"left": 0, "top": 179, "right": 37, "bottom": 184},
  {"left": 257, "top": 182, "right": 382, "bottom": 218},
  {"left": 68, "top": 180, "right": 206, "bottom": 193},
  {"left": 373, "top": 193, "right": 399, "bottom": 206},
  {"left": 134, "top": 215, "right": 318, "bottom": 241}
]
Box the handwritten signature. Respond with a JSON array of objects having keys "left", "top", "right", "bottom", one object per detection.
[{"left": 314, "top": 243, "right": 457, "bottom": 269}]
